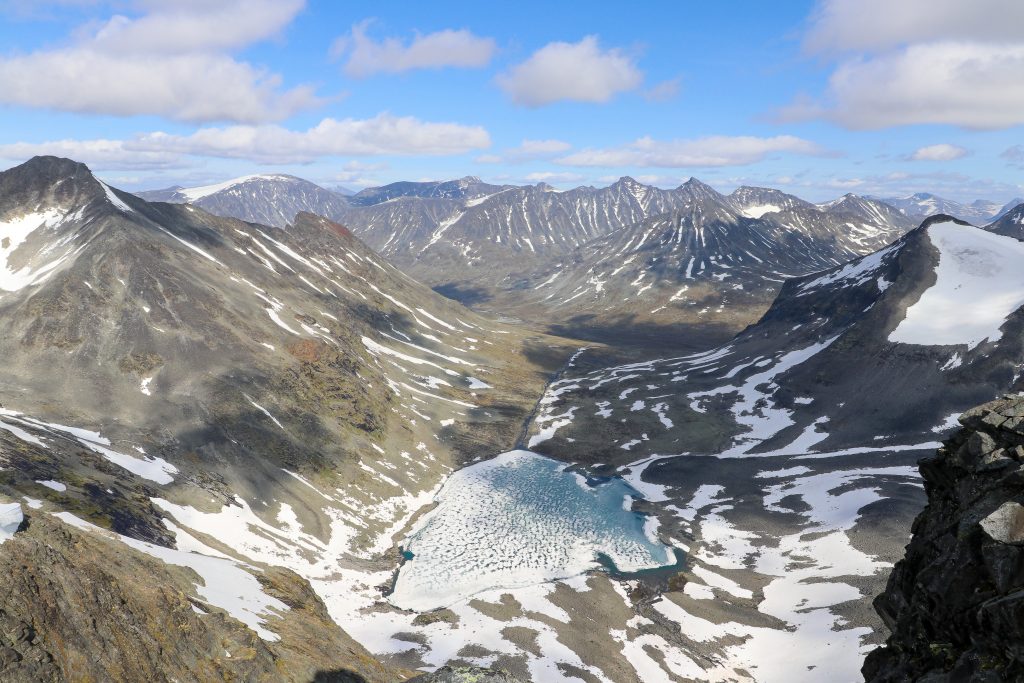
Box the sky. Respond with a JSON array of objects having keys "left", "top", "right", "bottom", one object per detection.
[{"left": 0, "top": 0, "right": 1021, "bottom": 203}]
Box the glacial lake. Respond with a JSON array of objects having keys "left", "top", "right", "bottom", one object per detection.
[{"left": 388, "top": 449, "right": 677, "bottom": 611}]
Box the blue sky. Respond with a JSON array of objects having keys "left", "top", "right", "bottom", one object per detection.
[{"left": 0, "top": 0, "right": 1021, "bottom": 203}]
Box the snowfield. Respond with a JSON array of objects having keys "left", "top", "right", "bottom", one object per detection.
[{"left": 889, "top": 221, "right": 1024, "bottom": 349}]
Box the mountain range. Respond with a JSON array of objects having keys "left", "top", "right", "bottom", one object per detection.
[
  {"left": 0, "top": 156, "right": 573, "bottom": 681},
  {"left": 876, "top": 192, "right": 1023, "bottom": 224},
  {"left": 139, "top": 173, "right": 922, "bottom": 346},
  {"left": 3, "top": 155, "right": 1024, "bottom": 682}
]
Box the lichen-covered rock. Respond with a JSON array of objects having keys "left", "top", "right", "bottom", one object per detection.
[
  {"left": 863, "top": 394, "right": 1024, "bottom": 682},
  {"left": 408, "top": 665, "right": 523, "bottom": 683}
]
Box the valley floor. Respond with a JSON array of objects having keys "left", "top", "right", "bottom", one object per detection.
[{"left": 290, "top": 343, "right": 937, "bottom": 683}]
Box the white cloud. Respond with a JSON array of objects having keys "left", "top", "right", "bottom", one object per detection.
[
  {"left": 92, "top": 0, "right": 305, "bottom": 54},
  {"left": 908, "top": 143, "right": 970, "bottom": 161},
  {"left": 0, "top": 114, "right": 491, "bottom": 166},
  {"left": 0, "top": 0, "right": 316, "bottom": 123},
  {"left": 826, "top": 177, "right": 865, "bottom": 189},
  {"left": 516, "top": 139, "right": 572, "bottom": 155},
  {"left": 333, "top": 20, "right": 496, "bottom": 77},
  {"left": 644, "top": 78, "right": 681, "bottom": 102},
  {"left": 138, "top": 115, "right": 491, "bottom": 162},
  {"left": 496, "top": 36, "right": 642, "bottom": 106},
  {"left": 0, "top": 138, "right": 183, "bottom": 170},
  {"left": 477, "top": 138, "right": 572, "bottom": 164},
  {"left": 788, "top": 1, "right": 1024, "bottom": 129},
  {"left": 804, "top": 0, "right": 1024, "bottom": 54},
  {"left": 0, "top": 50, "right": 318, "bottom": 123},
  {"left": 808, "top": 43, "right": 1024, "bottom": 129},
  {"left": 792, "top": 170, "right": 1021, "bottom": 204},
  {"left": 557, "top": 135, "right": 827, "bottom": 168}
]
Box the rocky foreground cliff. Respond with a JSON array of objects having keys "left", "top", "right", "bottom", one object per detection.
[{"left": 865, "top": 393, "right": 1024, "bottom": 682}]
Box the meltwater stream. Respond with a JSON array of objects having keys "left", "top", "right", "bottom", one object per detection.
[{"left": 389, "top": 449, "right": 676, "bottom": 611}]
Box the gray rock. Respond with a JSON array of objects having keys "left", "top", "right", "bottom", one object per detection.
[
  {"left": 980, "top": 502, "right": 1024, "bottom": 544},
  {"left": 864, "top": 396, "right": 1024, "bottom": 681},
  {"left": 408, "top": 665, "right": 524, "bottom": 683}
]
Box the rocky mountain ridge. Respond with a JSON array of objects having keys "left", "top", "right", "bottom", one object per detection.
[
  {"left": 864, "top": 394, "right": 1024, "bottom": 682},
  {"left": 135, "top": 172, "right": 920, "bottom": 346},
  {"left": 138, "top": 173, "right": 352, "bottom": 229},
  {"left": 502, "top": 184, "right": 914, "bottom": 346}
]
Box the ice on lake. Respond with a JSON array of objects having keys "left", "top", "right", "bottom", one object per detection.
[{"left": 389, "top": 449, "right": 675, "bottom": 611}]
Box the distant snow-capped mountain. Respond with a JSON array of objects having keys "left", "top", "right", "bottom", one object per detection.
[
  {"left": 728, "top": 185, "right": 817, "bottom": 217},
  {"left": 880, "top": 192, "right": 1006, "bottom": 223},
  {"left": 993, "top": 197, "right": 1024, "bottom": 221},
  {"left": 136, "top": 172, "right": 928, "bottom": 346},
  {"left": 987, "top": 201, "right": 1024, "bottom": 240},
  {"left": 487, "top": 185, "right": 916, "bottom": 345},
  {"left": 136, "top": 173, "right": 351, "bottom": 228},
  {"left": 346, "top": 176, "right": 511, "bottom": 206}
]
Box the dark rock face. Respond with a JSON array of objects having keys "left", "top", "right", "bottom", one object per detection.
[
  {"left": 408, "top": 665, "right": 523, "bottom": 682},
  {"left": 864, "top": 394, "right": 1024, "bottom": 682}
]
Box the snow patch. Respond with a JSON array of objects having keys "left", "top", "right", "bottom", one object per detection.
[{"left": 0, "top": 503, "right": 22, "bottom": 543}]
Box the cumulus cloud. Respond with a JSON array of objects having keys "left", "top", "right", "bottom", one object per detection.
[
  {"left": 137, "top": 115, "right": 491, "bottom": 163},
  {"left": 797, "top": 43, "right": 1024, "bottom": 129},
  {"left": 786, "top": 0, "right": 1024, "bottom": 129},
  {"left": 804, "top": 0, "right": 1024, "bottom": 54},
  {"left": 333, "top": 20, "right": 496, "bottom": 77},
  {"left": 557, "top": 135, "right": 827, "bottom": 168},
  {"left": 476, "top": 138, "right": 572, "bottom": 164},
  {"left": 0, "top": 50, "right": 318, "bottom": 123},
  {"left": 0, "top": 114, "right": 490, "bottom": 167},
  {"left": 496, "top": 36, "right": 642, "bottom": 106},
  {"left": 0, "top": 0, "right": 317, "bottom": 123},
  {"left": 92, "top": 0, "right": 305, "bottom": 54},
  {"left": 0, "top": 138, "right": 184, "bottom": 171},
  {"left": 908, "top": 143, "right": 970, "bottom": 161}
]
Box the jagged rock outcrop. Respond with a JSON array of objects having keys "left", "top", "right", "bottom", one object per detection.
[{"left": 864, "top": 394, "right": 1024, "bottom": 682}]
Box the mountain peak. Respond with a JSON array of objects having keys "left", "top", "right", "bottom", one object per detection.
[
  {"left": 679, "top": 177, "right": 722, "bottom": 199},
  {"left": 6, "top": 156, "right": 96, "bottom": 188},
  {"left": 0, "top": 155, "right": 110, "bottom": 213},
  {"left": 681, "top": 177, "right": 717, "bottom": 193}
]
